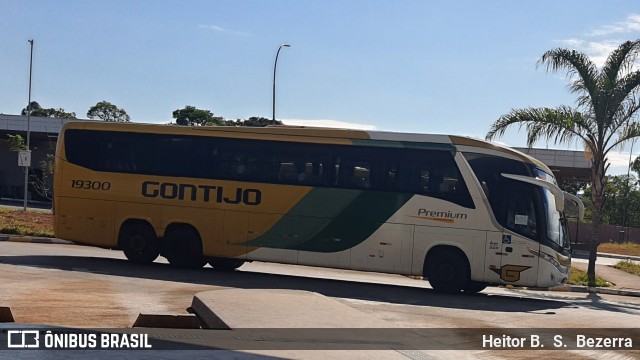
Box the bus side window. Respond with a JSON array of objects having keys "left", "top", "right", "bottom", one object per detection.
[
  {"left": 353, "top": 163, "right": 371, "bottom": 189},
  {"left": 399, "top": 149, "right": 473, "bottom": 208},
  {"left": 277, "top": 161, "right": 296, "bottom": 183},
  {"left": 308, "top": 162, "right": 323, "bottom": 185},
  {"left": 385, "top": 167, "right": 398, "bottom": 191}
]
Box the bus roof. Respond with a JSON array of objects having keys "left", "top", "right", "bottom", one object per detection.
[{"left": 61, "top": 121, "right": 552, "bottom": 174}]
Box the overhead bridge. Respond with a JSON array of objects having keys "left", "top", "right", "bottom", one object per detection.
[{"left": 514, "top": 148, "right": 592, "bottom": 185}]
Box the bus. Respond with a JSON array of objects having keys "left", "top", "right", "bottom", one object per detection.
[{"left": 53, "top": 121, "right": 582, "bottom": 293}]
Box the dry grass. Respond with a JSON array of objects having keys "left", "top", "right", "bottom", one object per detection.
[
  {"left": 0, "top": 208, "right": 53, "bottom": 237},
  {"left": 598, "top": 242, "right": 640, "bottom": 257}
]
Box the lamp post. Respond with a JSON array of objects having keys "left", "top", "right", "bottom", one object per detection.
[
  {"left": 622, "top": 138, "right": 637, "bottom": 242},
  {"left": 23, "top": 39, "right": 34, "bottom": 211},
  {"left": 272, "top": 44, "right": 291, "bottom": 124}
]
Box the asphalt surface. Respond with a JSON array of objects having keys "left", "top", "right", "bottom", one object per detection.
[{"left": 1, "top": 235, "right": 639, "bottom": 359}]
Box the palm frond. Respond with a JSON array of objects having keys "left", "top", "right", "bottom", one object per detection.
[
  {"left": 605, "top": 120, "right": 640, "bottom": 154},
  {"left": 486, "top": 107, "right": 593, "bottom": 148},
  {"left": 606, "top": 70, "right": 640, "bottom": 121},
  {"left": 538, "top": 48, "right": 599, "bottom": 107},
  {"left": 601, "top": 40, "right": 640, "bottom": 86}
]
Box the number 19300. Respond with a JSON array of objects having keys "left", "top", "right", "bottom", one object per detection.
[{"left": 71, "top": 179, "right": 111, "bottom": 191}]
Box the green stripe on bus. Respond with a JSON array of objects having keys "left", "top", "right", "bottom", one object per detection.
[
  {"left": 244, "top": 188, "right": 414, "bottom": 252},
  {"left": 243, "top": 188, "right": 360, "bottom": 249}
]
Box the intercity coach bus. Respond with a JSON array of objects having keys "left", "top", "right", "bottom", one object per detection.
[{"left": 53, "top": 121, "right": 581, "bottom": 293}]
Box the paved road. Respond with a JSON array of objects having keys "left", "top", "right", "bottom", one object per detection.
[{"left": 0, "top": 241, "right": 639, "bottom": 359}]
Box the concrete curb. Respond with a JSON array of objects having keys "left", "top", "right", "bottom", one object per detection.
[
  {"left": 573, "top": 249, "right": 640, "bottom": 262},
  {"left": 0, "top": 234, "right": 74, "bottom": 245},
  {"left": 547, "top": 284, "right": 640, "bottom": 297}
]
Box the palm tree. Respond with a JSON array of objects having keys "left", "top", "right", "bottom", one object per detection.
[{"left": 486, "top": 40, "right": 640, "bottom": 287}]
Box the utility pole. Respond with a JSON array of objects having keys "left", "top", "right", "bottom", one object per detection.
[
  {"left": 272, "top": 44, "right": 291, "bottom": 124},
  {"left": 22, "top": 39, "right": 34, "bottom": 211}
]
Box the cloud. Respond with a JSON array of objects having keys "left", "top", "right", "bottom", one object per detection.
[
  {"left": 281, "top": 118, "right": 378, "bottom": 130},
  {"left": 586, "top": 14, "right": 640, "bottom": 37},
  {"left": 607, "top": 150, "right": 637, "bottom": 168},
  {"left": 556, "top": 38, "right": 620, "bottom": 67},
  {"left": 555, "top": 14, "right": 640, "bottom": 67},
  {"left": 199, "top": 24, "right": 252, "bottom": 37}
]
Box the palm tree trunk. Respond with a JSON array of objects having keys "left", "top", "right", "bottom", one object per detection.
[
  {"left": 588, "top": 198, "right": 601, "bottom": 287},
  {"left": 588, "top": 159, "right": 605, "bottom": 287}
]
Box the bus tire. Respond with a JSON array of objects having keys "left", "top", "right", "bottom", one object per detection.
[
  {"left": 463, "top": 281, "right": 488, "bottom": 294},
  {"left": 163, "top": 225, "right": 207, "bottom": 269},
  {"left": 208, "top": 257, "right": 245, "bottom": 271},
  {"left": 119, "top": 221, "right": 160, "bottom": 264},
  {"left": 425, "top": 249, "right": 469, "bottom": 294}
]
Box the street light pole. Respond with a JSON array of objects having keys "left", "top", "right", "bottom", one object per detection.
[
  {"left": 23, "top": 39, "right": 34, "bottom": 211},
  {"left": 622, "top": 138, "right": 637, "bottom": 242},
  {"left": 272, "top": 44, "right": 291, "bottom": 124}
]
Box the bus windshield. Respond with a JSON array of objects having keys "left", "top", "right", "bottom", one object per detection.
[
  {"left": 543, "top": 188, "right": 567, "bottom": 248},
  {"left": 535, "top": 168, "right": 557, "bottom": 185}
]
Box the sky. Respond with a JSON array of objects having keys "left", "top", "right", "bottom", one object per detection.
[{"left": 2, "top": 0, "right": 640, "bottom": 174}]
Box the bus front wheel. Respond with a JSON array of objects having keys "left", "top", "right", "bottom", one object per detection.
[
  {"left": 464, "top": 281, "right": 488, "bottom": 294},
  {"left": 163, "top": 225, "right": 207, "bottom": 269},
  {"left": 425, "top": 249, "right": 469, "bottom": 294},
  {"left": 119, "top": 222, "right": 160, "bottom": 264}
]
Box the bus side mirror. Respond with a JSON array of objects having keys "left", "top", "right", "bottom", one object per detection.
[{"left": 562, "top": 191, "right": 585, "bottom": 222}]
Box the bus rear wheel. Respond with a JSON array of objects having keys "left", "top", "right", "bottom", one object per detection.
[
  {"left": 425, "top": 249, "right": 469, "bottom": 294},
  {"left": 119, "top": 222, "right": 160, "bottom": 264},
  {"left": 163, "top": 225, "right": 207, "bottom": 269},
  {"left": 208, "top": 257, "right": 245, "bottom": 271}
]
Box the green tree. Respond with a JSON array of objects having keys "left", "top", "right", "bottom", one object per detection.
[
  {"left": 631, "top": 155, "right": 640, "bottom": 178},
  {"left": 21, "top": 101, "right": 42, "bottom": 115},
  {"left": 87, "top": 101, "right": 131, "bottom": 122},
  {"left": 583, "top": 174, "right": 640, "bottom": 231},
  {"left": 172, "top": 105, "right": 226, "bottom": 126},
  {"left": 21, "top": 101, "right": 76, "bottom": 119},
  {"left": 3, "top": 133, "right": 54, "bottom": 200},
  {"left": 486, "top": 40, "right": 640, "bottom": 286},
  {"left": 559, "top": 179, "right": 588, "bottom": 195},
  {"left": 30, "top": 154, "right": 55, "bottom": 201},
  {"left": 6, "top": 134, "right": 27, "bottom": 151},
  {"left": 225, "top": 116, "right": 283, "bottom": 127}
]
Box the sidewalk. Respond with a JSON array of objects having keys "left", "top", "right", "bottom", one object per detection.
[{"left": 551, "top": 250, "right": 640, "bottom": 297}]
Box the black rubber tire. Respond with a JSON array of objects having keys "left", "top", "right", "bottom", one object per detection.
[
  {"left": 208, "top": 257, "right": 245, "bottom": 271},
  {"left": 463, "top": 281, "right": 488, "bottom": 294},
  {"left": 119, "top": 222, "right": 160, "bottom": 264},
  {"left": 425, "top": 250, "right": 470, "bottom": 294},
  {"left": 163, "top": 226, "right": 207, "bottom": 269}
]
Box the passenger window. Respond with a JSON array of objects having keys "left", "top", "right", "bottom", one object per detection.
[
  {"left": 350, "top": 163, "right": 371, "bottom": 189},
  {"left": 400, "top": 150, "right": 473, "bottom": 208}
]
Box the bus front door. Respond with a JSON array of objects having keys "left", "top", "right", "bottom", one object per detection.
[{"left": 498, "top": 232, "right": 539, "bottom": 286}]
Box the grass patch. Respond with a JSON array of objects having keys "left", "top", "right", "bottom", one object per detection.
[
  {"left": 597, "top": 243, "right": 640, "bottom": 257},
  {"left": 0, "top": 208, "right": 53, "bottom": 237},
  {"left": 612, "top": 260, "right": 640, "bottom": 277},
  {"left": 567, "top": 267, "right": 612, "bottom": 287}
]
